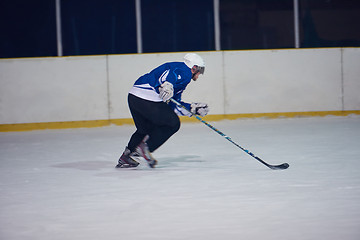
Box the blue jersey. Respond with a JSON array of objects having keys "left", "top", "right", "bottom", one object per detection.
[{"left": 129, "top": 61, "right": 192, "bottom": 116}]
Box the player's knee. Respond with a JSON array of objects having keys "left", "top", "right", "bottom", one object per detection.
[
  {"left": 174, "top": 118, "right": 180, "bottom": 133},
  {"left": 169, "top": 116, "right": 180, "bottom": 134}
]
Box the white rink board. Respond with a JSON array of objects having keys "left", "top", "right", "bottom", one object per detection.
[
  {"left": 0, "top": 48, "right": 359, "bottom": 125},
  {"left": 223, "top": 49, "right": 342, "bottom": 114},
  {"left": 343, "top": 48, "right": 360, "bottom": 111},
  {"left": 0, "top": 56, "right": 108, "bottom": 124}
]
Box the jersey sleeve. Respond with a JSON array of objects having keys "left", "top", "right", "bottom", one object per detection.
[
  {"left": 168, "top": 66, "right": 193, "bottom": 116},
  {"left": 169, "top": 91, "right": 192, "bottom": 116}
]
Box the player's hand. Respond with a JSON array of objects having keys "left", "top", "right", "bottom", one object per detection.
[
  {"left": 159, "top": 82, "right": 174, "bottom": 102},
  {"left": 191, "top": 102, "right": 209, "bottom": 117}
]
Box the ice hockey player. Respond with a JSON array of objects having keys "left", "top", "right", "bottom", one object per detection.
[{"left": 116, "top": 53, "right": 209, "bottom": 168}]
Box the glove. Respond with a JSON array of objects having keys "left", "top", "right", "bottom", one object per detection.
[
  {"left": 191, "top": 102, "right": 209, "bottom": 117},
  {"left": 159, "top": 82, "right": 174, "bottom": 102}
]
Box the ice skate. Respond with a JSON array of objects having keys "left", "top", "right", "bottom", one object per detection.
[
  {"left": 135, "top": 141, "right": 157, "bottom": 168},
  {"left": 115, "top": 147, "right": 140, "bottom": 168}
]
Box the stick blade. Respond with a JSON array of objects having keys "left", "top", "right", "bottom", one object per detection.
[{"left": 269, "top": 162, "right": 289, "bottom": 170}]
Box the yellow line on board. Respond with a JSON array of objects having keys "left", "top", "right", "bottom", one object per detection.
[
  {"left": 0, "top": 120, "right": 111, "bottom": 132},
  {"left": 0, "top": 110, "right": 359, "bottom": 132}
]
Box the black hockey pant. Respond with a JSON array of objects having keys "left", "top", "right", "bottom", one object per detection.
[{"left": 127, "top": 93, "right": 181, "bottom": 153}]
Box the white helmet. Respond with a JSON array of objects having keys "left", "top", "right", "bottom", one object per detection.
[{"left": 184, "top": 53, "right": 205, "bottom": 74}]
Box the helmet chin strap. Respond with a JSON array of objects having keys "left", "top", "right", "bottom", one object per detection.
[
  {"left": 191, "top": 65, "right": 202, "bottom": 79},
  {"left": 191, "top": 68, "right": 198, "bottom": 80},
  {"left": 192, "top": 72, "right": 197, "bottom": 79}
]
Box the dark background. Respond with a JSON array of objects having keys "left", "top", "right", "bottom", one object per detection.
[{"left": 1, "top": 0, "right": 359, "bottom": 58}]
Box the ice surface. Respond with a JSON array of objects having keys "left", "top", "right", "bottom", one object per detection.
[{"left": 1, "top": 116, "right": 360, "bottom": 240}]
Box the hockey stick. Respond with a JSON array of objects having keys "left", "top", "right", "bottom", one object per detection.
[{"left": 170, "top": 98, "right": 289, "bottom": 170}]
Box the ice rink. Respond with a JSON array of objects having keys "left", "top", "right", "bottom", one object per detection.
[{"left": 1, "top": 115, "right": 360, "bottom": 240}]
